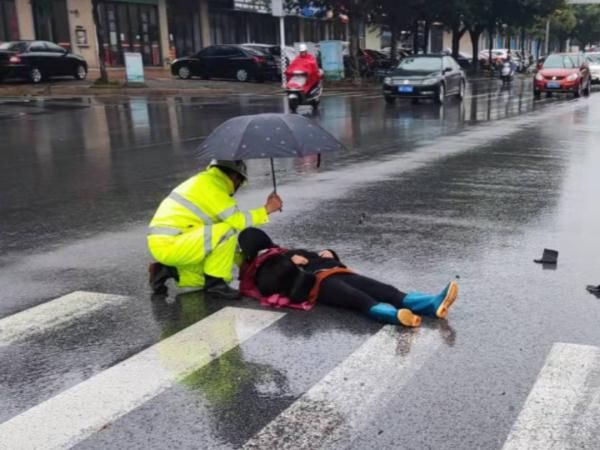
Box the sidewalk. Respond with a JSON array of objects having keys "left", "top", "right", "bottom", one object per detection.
[{"left": 0, "top": 67, "right": 383, "bottom": 98}]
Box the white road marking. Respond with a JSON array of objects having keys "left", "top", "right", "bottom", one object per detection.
[
  {"left": 243, "top": 326, "right": 441, "bottom": 450},
  {"left": 0, "top": 306, "right": 285, "bottom": 450},
  {"left": 0, "top": 291, "right": 129, "bottom": 347},
  {"left": 502, "top": 343, "right": 600, "bottom": 450}
]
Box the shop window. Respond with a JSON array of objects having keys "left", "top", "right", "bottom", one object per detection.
[
  {"left": 32, "top": 0, "right": 71, "bottom": 49},
  {"left": 97, "top": 2, "right": 162, "bottom": 67},
  {"left": 0, "top": 0, "right": 19, "bottom": 42}
]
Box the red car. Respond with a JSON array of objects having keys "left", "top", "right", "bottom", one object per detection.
[{"left": 534, "top": 53, "right": 591, "bottom": 99}]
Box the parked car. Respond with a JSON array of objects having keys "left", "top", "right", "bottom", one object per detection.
[
  {"left": 479, "top": 48, "right": 509, "bottom": 68},
  {"left": 585, "top": 52, "right": 600, "bottom": 84},
  {"left": 0, "top": 40, "right": 87, "bottom": 84},
  {"left": 241, "top": 43, "right": 298, "bottom": 67},
  {"left": 171, "top": 45, "right": 278, "bottom": 82},
  {"left": 383, "top": 54, "right": 466, "bottom": 105},
  {"left": 443, "top": 48, "right": 473, "bottom": 70},
  {"left": 534, "top": 53, "right": 591, "bottom": 99}
]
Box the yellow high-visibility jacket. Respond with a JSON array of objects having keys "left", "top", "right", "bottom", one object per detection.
[{"left": 148, "top": 167, "right": 269, "bottom": 258}]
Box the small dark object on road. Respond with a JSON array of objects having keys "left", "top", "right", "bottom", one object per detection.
[
  {"left": 534, "top": 249, "right": 558, "bottom": 264},
  {"left": 586, "top": 285, "right": 600, "bottom": 298}
]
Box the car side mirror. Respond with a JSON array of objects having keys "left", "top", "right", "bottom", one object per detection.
[{"left": 443, "top": 67, "right": 452, "bottom": 73}]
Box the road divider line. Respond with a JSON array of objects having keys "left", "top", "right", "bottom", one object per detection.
[
  {"left": 0, "top": 291, "right": 130, "bottom": 347},
  {"left": 243, "top": 326, "right": 441, "bottom": 450},
  {"left": 502, "top": 343, "right": 600, "bottom": 450},
  {"left": 0, "top": 306, "right": 285, "bottom": 450}
]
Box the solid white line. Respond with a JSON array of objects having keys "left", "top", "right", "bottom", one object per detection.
[
  {"left": 0, "top": 306, "right": 285, "bottom": 450},
  {"left": 502, "top": 343, "right": 600, "bottom": 450},
  {"left": 0, "top": 291, "right": 129, "bottom": 347},
  {"left": 243, "top": 326, "right": 441, "bottom": 450}
]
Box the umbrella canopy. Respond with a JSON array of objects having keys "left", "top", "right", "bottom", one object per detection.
[{"left": 197, "top": 113, "right": 345, "bottom": 160}]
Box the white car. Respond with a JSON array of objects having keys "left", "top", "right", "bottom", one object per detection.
[{"left": 586, "top": 52, "right": 600, "bottom": 83}]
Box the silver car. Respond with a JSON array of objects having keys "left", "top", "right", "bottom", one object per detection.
[{"left": 586, "top": 52, "right": 600, "bottom": 84}]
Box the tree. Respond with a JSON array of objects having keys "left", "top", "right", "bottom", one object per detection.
[
  {"left": 572, "top": 5, "right": 600, "bottom": 49},
  {"left": 91, "top": 0, "right": 109, "bottom": 83}
]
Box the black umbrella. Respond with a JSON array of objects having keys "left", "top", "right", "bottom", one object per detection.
[{"left": 197, "top": 113, "right": 345, "bottom": 192}]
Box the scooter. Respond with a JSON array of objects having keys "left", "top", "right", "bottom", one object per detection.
[
  {"left": 500, "top": 62, "right": 515, "bottom": 85},
  {"left": 285, "top": 69, "right": 324, "bottom": 113}
]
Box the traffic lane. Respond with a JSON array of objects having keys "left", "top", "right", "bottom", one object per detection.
[
  {"left": 0, "top": 82, "right": 585, "bottom": 263},
  {"left": 37, "top": 89, "right": 600, "bottom": 449},
  {"left": 255, "top": 103, "right": 600, "bottom": 449}
]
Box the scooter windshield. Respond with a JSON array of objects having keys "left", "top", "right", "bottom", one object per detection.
[{"left": 289, "top": 75, "right": 307, "bottom": 86}]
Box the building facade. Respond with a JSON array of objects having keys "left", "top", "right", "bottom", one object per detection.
[{"left": 0, "top": 0, "right": 351, "bottom": 69}]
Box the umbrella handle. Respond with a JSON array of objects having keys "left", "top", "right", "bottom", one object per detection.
[{"left": 270, "top": 158, "right": 277, "bottom": 194}]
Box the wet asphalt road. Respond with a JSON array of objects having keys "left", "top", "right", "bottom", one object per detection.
[{"left": 1, "top": 77, "right": 600, "bottom": 449}]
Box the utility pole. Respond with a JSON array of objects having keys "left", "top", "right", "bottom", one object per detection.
[{"left": 272, "top": 0, "right": 286, "bottom": 88}]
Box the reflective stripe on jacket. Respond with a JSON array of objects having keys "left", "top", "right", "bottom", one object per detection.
[{"left": 148, "top": 167, "right": 269, "bottom": 238}]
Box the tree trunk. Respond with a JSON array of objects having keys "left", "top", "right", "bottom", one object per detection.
[
  {"left": 412, "top": 20, "right": 419, "bottom": 53},
  {"left": 488, "top": 27, "right": 493, "bottom": 65},
  {"left": 390, "top": 21, "right": 398, "bottom": 64},
  {"left": 349, "top": 8, "right": 361, "bottom": 82},
  {"left": 470, "top": 27, "right": 482, "bottom": 73},
  {"left": 91, "top": 0, "right": 109, "bottom": 83},
  {"left": 423, "top": 20, "right": 430, "bottom": 53},
  {"left": 452, "top": 24, "right": 461, "bottom": 57},
  {"left": 520, "top": 27, "right": 526, "bottom": 54}
]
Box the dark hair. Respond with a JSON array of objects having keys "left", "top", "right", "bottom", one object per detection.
[
  {"left": 256, "top": 255, "right": 299, "bottom": 297},
  {"left": 239, "top": 228, "right": 275, "bottom": 260}
]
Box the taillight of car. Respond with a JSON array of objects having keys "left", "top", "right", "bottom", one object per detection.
[
  {"left": 9, "top": 55, "right": 21, "bottom": 64},
  {"left": 253, "top": 56, "right": 265, "bottom": 64}
]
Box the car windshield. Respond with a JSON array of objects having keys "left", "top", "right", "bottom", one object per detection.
[
  {"left": 544, "top": 55, "right": 578, "bottom": 69},
  {"left": 586, "top": 54, "right": 600, "bottom": 63},
  {"left": 398, "top": 57, "right": 442, "bottom": 71},
  {"left": 0, "top": 42, "right": 28, "bottom": 52},
  {"left": 244, "top": 46, "right": 268, "bottom": 57}
]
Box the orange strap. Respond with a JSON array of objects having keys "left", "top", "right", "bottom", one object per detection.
[{"left": 307, "top": 268, "right": 354, "bottom": 304}]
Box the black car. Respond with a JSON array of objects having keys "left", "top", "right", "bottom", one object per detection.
[
  {"left": 383, "top": 54, "right": 466, "bottom": 105},
  {"left": 171, "top": 45, "right": 278, "bottom": 82},
  {"left": 0, "top": 41, "right": 88, "bottom": 84}
]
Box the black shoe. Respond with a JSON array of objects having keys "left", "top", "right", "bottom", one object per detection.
[
  {"left": 204, "top": 276, "right": 241, "bottom": 300},
  {"left": 148, "top": 262, "right": 178, "bottom": 294}
]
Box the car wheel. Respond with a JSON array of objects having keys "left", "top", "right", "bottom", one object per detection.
[
  {"left": 29, "top": 67, "right": 43, "bottom": 84},
  {"left": 236, "top": 69, "right": 249, "bottom": 82},
  {"left": 457, "top": 80, "right": 465, "bottom": 100},
  {"left": 177, "top": 65, "right": 191, "bottom": 80},
  {"left": 384, "top": 96, "right": 396, "bottom": 105},
  {"left": 411, "top": 98, "right": 419, "bottom": 105},
  {"left": 74, "top": 65, "right": 87, "bottom": 81},
  {"left": 435, "top": 83, "right": 445, "bottom": 104}
]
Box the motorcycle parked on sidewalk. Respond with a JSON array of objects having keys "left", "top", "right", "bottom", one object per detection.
[{"left": 285, "top": 69, "right": 324, "bottom": 113}]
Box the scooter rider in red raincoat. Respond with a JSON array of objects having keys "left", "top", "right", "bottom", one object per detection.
[
  {"left": 285, "top": 43, "right": 323, "bottom": 112},
  {"left": 287, "top": 43, "right": 321, "bottom": 89}
]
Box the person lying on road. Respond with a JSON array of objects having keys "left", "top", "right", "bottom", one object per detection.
[
  {"left": 238, "top": 228, "right": 459, "bottom": 328},
  {"left": 147, "top": 160, "right": 283, "bottom": 299}
]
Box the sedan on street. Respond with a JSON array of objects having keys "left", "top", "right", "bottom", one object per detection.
[
  {"left": 585, "top": 52, "right": 600, "bottom": 84},
  {"left": 534, "top": 53, "right": 591, "bottom": 99},
  {"left": 171, "top": 45, "right": 278, "bottom": 82},
  {"left": 0, "top": 41, "right": 88, "bottom": 84},
  {"left": 383, "top": 54, "right": 466, "bottom": 105}
]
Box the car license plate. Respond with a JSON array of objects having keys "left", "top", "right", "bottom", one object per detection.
[
  {"left": 547, "top": 81, "right": 560, "bottom": 89},
  {"left": 399, "top": 86, "right": 414, "bottom": 93}
]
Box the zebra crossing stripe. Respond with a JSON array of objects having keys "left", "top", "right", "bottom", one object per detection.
[
  {"left": 502, "top": 343, "right": 600, "bottom": 450},
  {"left": 0, "top": 291, "right": 129, "bottom": 347},
  {"left": 243, "top": 326, "right": 441, "bottom": 450},
  {"left": 0, "top": 307, "right": 285, "bottom": 450}
]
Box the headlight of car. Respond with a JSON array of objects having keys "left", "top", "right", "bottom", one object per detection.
[
  {"left": 423, "top": 77, "right": 439, "bottom": 85},
  {"left": 535, "top": 73, "right": 544, "bottom": 81},
  {"left": 384, "top": 77, "right": 392, "bottom": 85},
  {"left": 566, "top": 73, "right": 579, "bottom": 81}
]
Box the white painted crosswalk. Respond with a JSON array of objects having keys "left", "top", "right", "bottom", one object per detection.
[
  {"left": 0, "top": 306, "right": 284, "bottom": 450},
  {"left": 243, "top": 326, "right": 441, "bottom": 450},
  {"left": 0, "top": 291, "right": 129, "bottom": 347},
  {"left": 502, "top": 343, "right": 600, "bottom": 450},
  {"left": 2, "top": 289, "right": 600, "bottom": 450}
]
